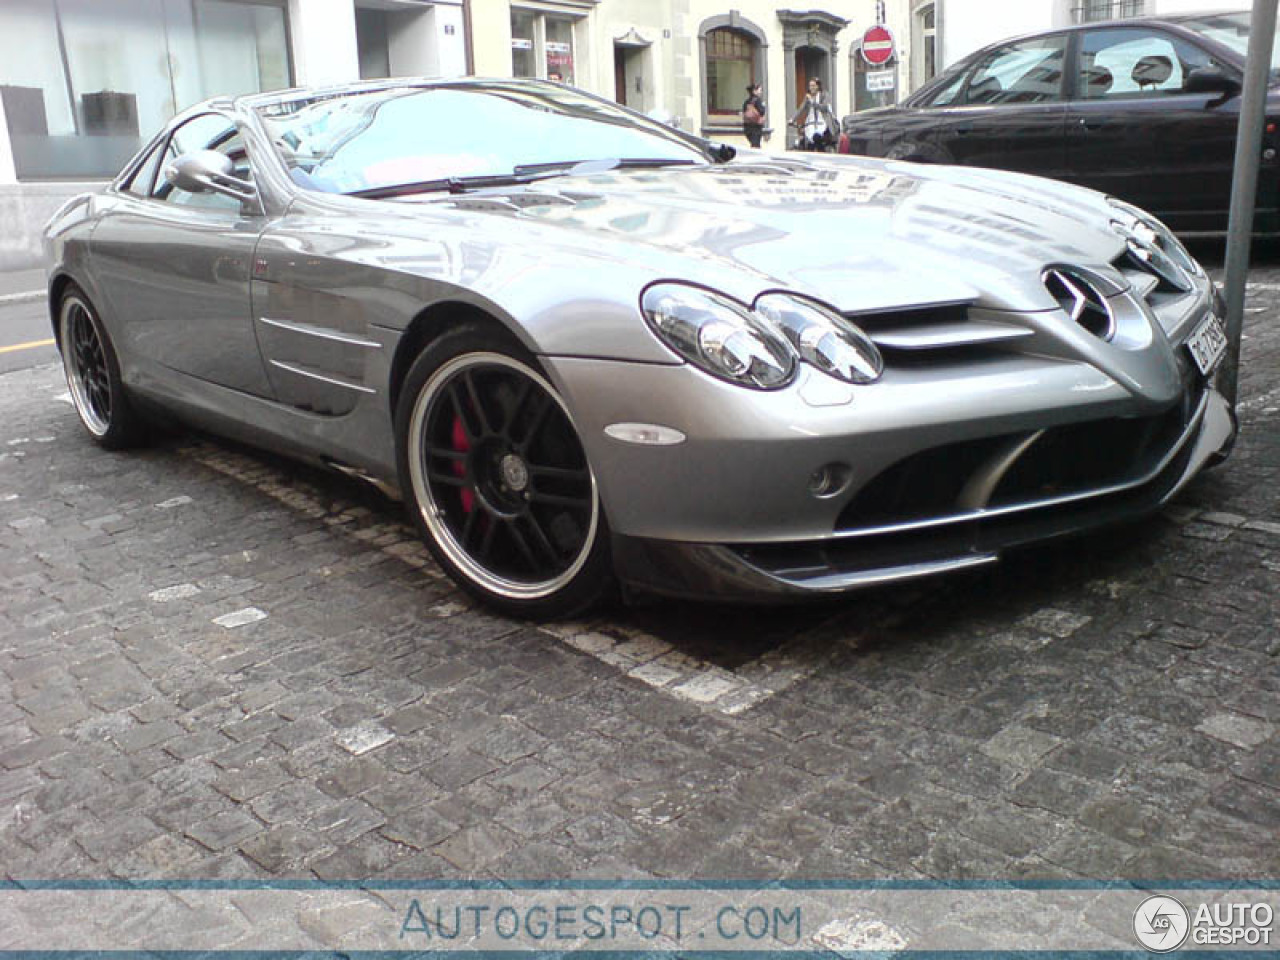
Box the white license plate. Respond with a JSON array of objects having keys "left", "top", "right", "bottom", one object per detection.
[{"left": 1185, "top": 313, "right": 1228, "bottom": 376}]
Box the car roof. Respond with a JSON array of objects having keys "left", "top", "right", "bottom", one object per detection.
[{"left": 966, "top": 9, "right": 1247, "bottom": 52}]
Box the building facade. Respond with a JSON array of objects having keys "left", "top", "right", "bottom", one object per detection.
[
  {"left": 471, "top": 0, "right": 916, "bottom": 145},
  {"left": 1, "top": 0, "right": 919, "bottom": 268}
]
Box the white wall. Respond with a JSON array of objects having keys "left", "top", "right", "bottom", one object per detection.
[
  {"left": 941, "top": 0, "right": 1078, "bottom": 68},
  {"left": 1151, "top": 0, "right": 1238, "bottom": 12},
  {"left": 289, "top": 0, "right": 360, "bottom": 85}
]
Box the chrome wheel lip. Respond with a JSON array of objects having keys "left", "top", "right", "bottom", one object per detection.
[
  {"left": 407, "top": 351, "right": 600, "bottom": 602},
  {"left": 59, "top": 294, "right": 110, "bottom": 437}
]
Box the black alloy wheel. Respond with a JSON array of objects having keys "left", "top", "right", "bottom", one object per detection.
[
  {"left": 396, "top": 325, "right": 612, "bottom": 618},
  {"left": 58, "top": 286, "right": 146, "bottom": 448}
]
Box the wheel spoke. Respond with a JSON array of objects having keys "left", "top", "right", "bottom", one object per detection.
[
  {"left": 516, "top": 393, "right": 553, "bottom": 452},
  {"left": 447, "top": 382, "right": 479, "bottom": 441},
  {"left": 425, "top": 445, "right": 468, "bottom": 462},
  {"left": 504, "top": 518, "right": 540, "bottom": 571},
  {"left": 461, "top": 507, "right": 480, "bottom": 549},
  {"left": 462, "top": 370, "right": 493, "bottom": 436},
  {"left": 519, "top": 512, "right": 561, "bottom": 566},
  {"left": 529, "top": 463, "right": 590, "bottom": 483},
  {"left": 529, "top": 490, "right": 593, "bottom": 510},
  {"left": 477, "top": 516, "right": 498, "bottom": 561},
  {"left": 500, "top": 377, "right": 532, "bottom": 437},
  {"left": 426, "top": 470, "right": 468, "bottom": 488}
]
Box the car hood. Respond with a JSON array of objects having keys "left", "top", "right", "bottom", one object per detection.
[{"left": 407, "top": 155, "right": 1129, "bottom": 314}]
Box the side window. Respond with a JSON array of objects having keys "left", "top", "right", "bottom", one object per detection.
[
  {"left": 964, "top": 36, "right": 1067, "bottom": 105},
  {"left": 923, "top": 69, "right": 968, "bottom": 107},
  {"left": 1078, "top": 29, "right": 1217, "bottom": 100},
  {"left": 152, "top": 113, "right": 252, "bottom": 211},
  {"left": 122, "top": 141, "right": 164, "bottom": 198}
]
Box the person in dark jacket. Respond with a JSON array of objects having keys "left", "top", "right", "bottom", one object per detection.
[{"left": 741, "top": 83, "right": 766, "bottom": 149}]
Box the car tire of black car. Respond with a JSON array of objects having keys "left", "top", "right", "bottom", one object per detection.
[
  {"left": 395, "top": 323, "right": 614, "bottom": 620},
  {"left": 58, "top": 284, "right": 148, "bottom": 450}
]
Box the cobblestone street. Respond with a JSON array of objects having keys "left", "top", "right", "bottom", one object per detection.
[{"left": 0, "top": 255, "right": 1276, "bottom": 892}]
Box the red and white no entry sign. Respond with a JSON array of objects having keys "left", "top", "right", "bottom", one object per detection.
[{"left": 861, "top": 24, "right": 896, "bottom": 66}]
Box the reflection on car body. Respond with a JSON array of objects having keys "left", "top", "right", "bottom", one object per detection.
[{"left": 45, "top": 78, "right": 1235, "bottom": 618}]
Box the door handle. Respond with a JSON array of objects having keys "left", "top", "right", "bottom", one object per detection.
[
  {"left": 954, "top": 124, "right": 973, "bottom": 135},
  {"left": 1078, "top": 117, "right": 1107, "bottom": 132}
]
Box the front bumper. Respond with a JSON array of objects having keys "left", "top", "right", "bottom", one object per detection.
[{"left": 610, "top": 385, "right": 1234, "bottom": 601}]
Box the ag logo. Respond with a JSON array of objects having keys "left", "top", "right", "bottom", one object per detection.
[{"left": 1134, "top": 895, "right": 1190, "bottom": 952}]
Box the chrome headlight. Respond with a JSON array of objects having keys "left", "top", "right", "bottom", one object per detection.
[
  {"left": 1108, "top": 198, "right": 1201, "bottom": 285},
  {"left": 754, "top": 293, "right": 883, "bottom": 385},
  {"left": 641, "top": 284, "right": 796, "bottom": 390}
]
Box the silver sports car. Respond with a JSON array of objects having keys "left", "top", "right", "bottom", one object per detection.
[{"left": 45, "top": 78, "right": 1236, "bottom": 618}]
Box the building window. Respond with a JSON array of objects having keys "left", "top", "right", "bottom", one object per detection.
[
  {"left": 510, "top": 7, "right": 577, "bottom": 83},
  {"left": 705, "top": 28, "right": 756, "bottom": 115},
  {"left": 920, "top": 4, "right": 937, "bottom": 83},
  {"left": 0, "top": 0, "right": 290, "bottom": 181},
  {"left": 1075, "top": 0, "right": 1146, "bottom": 23}
]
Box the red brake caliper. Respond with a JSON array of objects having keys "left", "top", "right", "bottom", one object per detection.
[{"left": 451, "top": 416, "right": 474, "bottom": 513}]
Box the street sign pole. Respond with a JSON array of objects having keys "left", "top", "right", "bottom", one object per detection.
[{"left": 1222, "top": 0, "right": 1280, "bottom": 408}]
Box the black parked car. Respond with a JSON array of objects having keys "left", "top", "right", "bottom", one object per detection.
[{"left": 840, "top": 12, "right": 1277, "bottom": 235}]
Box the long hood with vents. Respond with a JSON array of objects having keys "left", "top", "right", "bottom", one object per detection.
[{"left": 409, "top": 155, "right": 1131, "bottom": 316}]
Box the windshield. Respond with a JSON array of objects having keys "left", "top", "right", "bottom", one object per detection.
[
  {"left": 1179, "top": 13, "right": 1280, "bottom": 76},
  {"left": 255, "top": 81, "right": 711, "bottom": 196}
]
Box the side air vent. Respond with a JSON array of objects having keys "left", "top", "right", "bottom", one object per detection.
[{"left": 1043, "top": 267, "right": 1116, "bottom": 341}]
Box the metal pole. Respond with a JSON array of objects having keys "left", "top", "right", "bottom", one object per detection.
[{"left": 1221, "top": 0, "right": 1280, "bottom": 408}]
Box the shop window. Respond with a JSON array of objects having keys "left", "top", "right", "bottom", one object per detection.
[
  {"left": 510, "top": 7, "right": 578, "bottom": 83},
  {"left": 0, "top": 0, "right": 291, "bottom": 180}
]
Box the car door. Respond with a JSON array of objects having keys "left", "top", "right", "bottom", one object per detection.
[
  {"left": 934, "top": 34, "right": 1070, "bottom": 177},
  {"left": 90, "top": 112, "right": 275, "bottom": 398},
  {"left": 1064, "top": 26, "right": 1238, "bottom": 232}
]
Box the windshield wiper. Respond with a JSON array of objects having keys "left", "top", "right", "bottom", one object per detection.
[
  {"left": 351, "top": 158, "right": 701, "bottom": 199},
  {"left": 350, "top": 169, "right": 564, "bottom": 199}
]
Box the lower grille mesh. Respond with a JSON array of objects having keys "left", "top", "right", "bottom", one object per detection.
[{"left": 837, "top": 387, "right": 1199, "bottom": 532}]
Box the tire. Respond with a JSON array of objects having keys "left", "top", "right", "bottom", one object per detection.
[
  {"left": 58, "top": 285, "right": 147, "bottom": 449},
  {"left": 395, "top": 323, "right": 613, "bottom": 619}
]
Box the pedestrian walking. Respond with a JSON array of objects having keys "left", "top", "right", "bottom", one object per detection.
[
  {"left": 790, "top": 78, "right": 836, "bottom": 152},
  {"left": 741, "top": 83, "right": 766, "bottom": 149}
]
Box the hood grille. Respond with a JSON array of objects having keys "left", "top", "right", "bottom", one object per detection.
[
  {"left": 846, "top": 303, "right": 1031, "bottom": 363},
  {"left": 1043, "top": 267, "right": 1116, "bottom": 341}
]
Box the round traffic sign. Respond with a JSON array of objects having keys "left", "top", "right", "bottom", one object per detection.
[{"left": 861, "top": 24, "right": 896, "bottom": 66}]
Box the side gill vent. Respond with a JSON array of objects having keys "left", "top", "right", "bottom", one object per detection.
[{"left": 1043, "top": 267, "right": 1116, "bottom": 341}]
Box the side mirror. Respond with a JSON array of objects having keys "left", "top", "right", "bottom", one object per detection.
[
  {"left": 1184, "top": 67, "right": 1241, "bottom": 98},
  {"left": 163, "top": 150, "right": 257, "bottom": 202},
  {"left": 710, "top": 142, "right": 737, "bottom": 163}
]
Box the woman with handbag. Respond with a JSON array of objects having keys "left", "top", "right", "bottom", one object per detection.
[
  {"left": 790, "top": 78, "right": 837, "bottom": 152},
  {"left": 741, "top": 84, "right": 766, "bottom": 149}
]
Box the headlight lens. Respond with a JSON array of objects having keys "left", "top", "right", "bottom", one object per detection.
[
  {"left": 641, "top": 284, "right": 796, "bottom": 389},
  {"left": 754, "top": 293, "right": 883, "bottom": 385}
]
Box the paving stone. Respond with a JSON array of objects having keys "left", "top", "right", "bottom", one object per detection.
[
  {"left": 238, "top": 823, "right": 336, "bottom": 873},
  {"left": 185, "top": 809, "right": 265, "bottom": 851},
  {"left": 1195, "top": 712, "right": 1276, "bottom": 749},
  {"left": 431, "top": 823, "right": 519, "bottom": 871}
]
